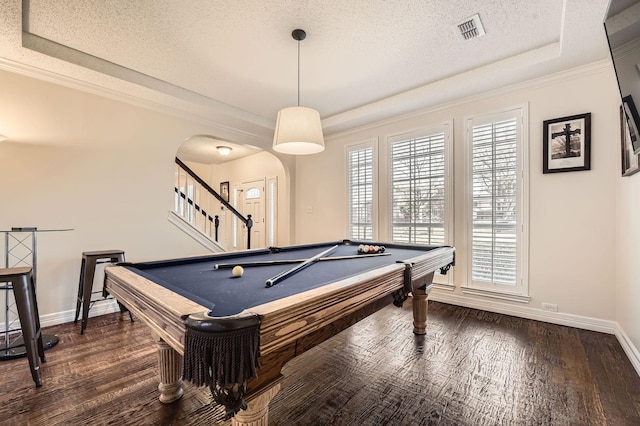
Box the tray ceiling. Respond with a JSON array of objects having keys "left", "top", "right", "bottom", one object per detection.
[{"left": 0, "top": 0, "right": 613, "bottom": 141}]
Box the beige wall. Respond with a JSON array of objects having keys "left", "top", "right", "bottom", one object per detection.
[
  {"left": 295, "top": 63, "right": 622, "bottom": 327},
  {"left": 0, "top": 69, "right": 275, "bottom": 319}
]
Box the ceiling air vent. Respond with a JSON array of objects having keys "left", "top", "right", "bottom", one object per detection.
[{"left": 456, "top": 14, "right": 485, "bottom": 40}]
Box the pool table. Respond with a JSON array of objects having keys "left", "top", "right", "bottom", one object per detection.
[{"left": 104, "top": 239, "right": 454, "bottom": 425}]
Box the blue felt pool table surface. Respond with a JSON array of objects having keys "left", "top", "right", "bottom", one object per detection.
[{"left": 124, "top": 240, "right": 446, "bottom": 317}]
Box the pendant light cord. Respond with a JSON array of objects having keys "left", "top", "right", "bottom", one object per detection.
[
  {"left": 291, "top": 29, "right": 307, "bottom": 107},
  {"left": 297, "top": 38, "right": 300, "bottom": 107}
]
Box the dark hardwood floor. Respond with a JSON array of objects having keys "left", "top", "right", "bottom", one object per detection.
[{"left": 0, "top": 300, "right": 638, "bottom": 425}]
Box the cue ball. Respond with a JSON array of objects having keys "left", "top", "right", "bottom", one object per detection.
[{"left": 232, "top": 265, "right": 244, "bottom": 277}]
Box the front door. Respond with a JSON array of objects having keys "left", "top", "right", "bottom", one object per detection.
[{"left": 241, "top": 178, "right": 265, "bottom": 249}]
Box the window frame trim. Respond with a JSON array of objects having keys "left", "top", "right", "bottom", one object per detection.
[
  {"left": 386, "top": 122, "right": 454, "bottom": 286},
  {"left": 463, "top": 104, "right": 530, "bottom": 300},
  {"left": 345, "top": 139, "right": 379, "bottom": 241},
  {"left": 266, "top": 176, "right": 278, "bottom": 247}
]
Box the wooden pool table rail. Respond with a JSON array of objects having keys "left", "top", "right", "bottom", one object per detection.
[{"left": 104, "top": 245, "right": 454, "bottom": 425}]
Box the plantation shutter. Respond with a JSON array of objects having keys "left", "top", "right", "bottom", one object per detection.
[
  {"left": 390, "top": 132, "right": 446, "bottom": 245},
  {"left": 348, "top": 146, "right": 374, "bottom": 240},
  {"left": 471, "top": 118, "right": 518, "bottom": 285}
]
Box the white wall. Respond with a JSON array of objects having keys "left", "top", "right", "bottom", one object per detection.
[
  {"left": 294, "top": 63, "right": 621, "bottom": 329},
  {"left": 616, "top": 168, "right": 640, "bottom": 372}
]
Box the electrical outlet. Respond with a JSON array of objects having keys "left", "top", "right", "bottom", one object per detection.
[{"left": 541, "top": 302, "right": 558, "bottom": 312}]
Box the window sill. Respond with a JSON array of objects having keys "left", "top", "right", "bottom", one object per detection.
[
  {"left": 460, "top": 286, "right": 530, "bottom": 303},
  {"left": 433, "top": 282, "right": 455, "bottom": 291}
]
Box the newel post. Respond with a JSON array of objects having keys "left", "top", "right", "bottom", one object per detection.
[{"left": 246, "top": 215, "right": 253, "bottom": 249}]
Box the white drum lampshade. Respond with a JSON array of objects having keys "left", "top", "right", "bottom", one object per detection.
[{"left": 272, "top": 106, "right": 325, "bottom": 155}]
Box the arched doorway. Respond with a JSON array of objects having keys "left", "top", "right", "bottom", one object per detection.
[{"left": 174, "top": 135, "right": 286, "bottom": 250}]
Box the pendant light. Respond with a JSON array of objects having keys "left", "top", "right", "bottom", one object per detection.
[{"left": 272, "top": 29, "right": 325, "bottom": 155}]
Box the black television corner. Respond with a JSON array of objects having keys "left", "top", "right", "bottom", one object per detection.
[{"left": 604, "top": 0, "right": 640, "bottom": 156}]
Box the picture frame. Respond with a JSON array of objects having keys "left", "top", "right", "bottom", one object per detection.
[
  {"left": 621, "top": 105, "right": 640, "bottom": 176},
  {"left": 220, "top": 181, "right": 230, "bottom": 202},
  {"left": 542, "top": 113, "right": 591, "bottom": 173},
  {"left": 622, "top": 95, "right": 640, "bottom": 155}
]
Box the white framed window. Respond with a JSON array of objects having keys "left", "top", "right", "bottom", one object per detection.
[
  {"left": 464, "top": 105, "right": 529, "bottom": 301},
  {"left": 267, "top": 177, "right": 277, "bottom": 247},
  {"left": 346, "top": 140, "right": 377, "bottom": 241},
  {"left": 245, "top": 187, "right": 260, "bottom": 199},
  {"left": 232, "top": 185, "right": 239, "bottom": 249},
  {"left": 389, "top": 124, "right": 452, "bottom": 247}
]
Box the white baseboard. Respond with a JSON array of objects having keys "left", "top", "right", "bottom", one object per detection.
[
  {"left": 430, "top": 291, "right": 617, "bottom": 334},
  {"left": 42, "top": 299, "right": 122, "bottom": 328},
  {"left": 615, "top": 324, "right": 640, "bottom": 377},
  {"left": 430, "top": 291, "right": 640, "bottom": 378},
  {"left": 0, "top": 299, "right": 121, "bottom": 333}
]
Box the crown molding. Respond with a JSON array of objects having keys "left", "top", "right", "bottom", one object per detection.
[
  {"left": 325, "top": 60, "right": 613, "bottom": 140},
  {"left": 0, "top": 56, "right": 273, "bottom": 147}
]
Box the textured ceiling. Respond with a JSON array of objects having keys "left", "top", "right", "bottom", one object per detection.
[{"left": 0, "top": 0, "right": 614, "bottom": 146}]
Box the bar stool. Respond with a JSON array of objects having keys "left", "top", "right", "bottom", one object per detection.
[
  {"left": 74, "top": 249, "right": 133, "bottom": 334},
  {"left": 0, "top": 267, "right": 45, "bottom": 387}
]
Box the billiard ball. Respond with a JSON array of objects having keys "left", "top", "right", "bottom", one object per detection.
[
  {"left": 232, "top": 265, "right": 244, "bottom": 277},
  {"left": 357, "top": 244, "right": 385, "bottom": 254}
]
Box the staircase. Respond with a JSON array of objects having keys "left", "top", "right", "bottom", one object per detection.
[{"left": 171, "top": 158, "right": 253, "bottom": 252}]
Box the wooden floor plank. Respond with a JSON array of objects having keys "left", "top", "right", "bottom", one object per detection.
[{"left": 0, "top": 301, "right": 638, "bottom": 425}]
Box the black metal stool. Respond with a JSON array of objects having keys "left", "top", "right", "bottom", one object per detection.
[
  {"left": 74, "top": 250, "right": 133, "bottom": 334},
  {"left": 0, "top": 267, "right": 45, "bottom": 387}
]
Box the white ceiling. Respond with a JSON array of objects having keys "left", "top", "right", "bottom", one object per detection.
[
  {"left": 177, "top": 134, "right": 260, "bottom": 164},
  {"left": 0, "top": 0, "right": 614, "bottom": 148}
]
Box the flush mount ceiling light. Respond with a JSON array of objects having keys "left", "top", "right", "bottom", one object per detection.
[
  {"left": 272, "top": 29, "right": 325, "bottom": 155},
  {"left": 217, "top": 145, "right": 232, "bottom": 156}
]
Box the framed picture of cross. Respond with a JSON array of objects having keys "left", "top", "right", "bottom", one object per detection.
[
  {"left": 543, "top": 113, "right": 591, "bottom": 173},
  {"left": 220, "top": 181, "right": 230, "bottom": 202}
]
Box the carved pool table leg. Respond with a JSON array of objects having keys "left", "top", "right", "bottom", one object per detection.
[
  {"left": 412, "top": 271, "right": 434, "bottom": 335},
  {"left": 157, "top": 339, "right": 184, "bottom": 403},
  {"left": 232, "top": 379, "right": 282, "bottom": 426}
]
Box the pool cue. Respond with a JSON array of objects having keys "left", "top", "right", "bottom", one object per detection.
[
  {"left": 213, "top": 252, "right": 390, "bottom": 269},
  {"left": 265, "top": 245, "right": 338, "bottom": 288}
]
